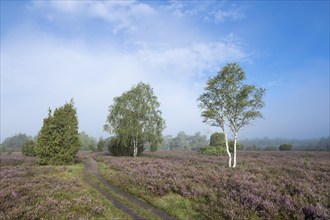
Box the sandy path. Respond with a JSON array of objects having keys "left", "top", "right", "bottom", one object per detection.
[{"left": 83, "top": 156, "right": 175, "bottom": 220}]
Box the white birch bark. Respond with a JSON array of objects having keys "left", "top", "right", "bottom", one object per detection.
[
  {"left": 133, "top": 139, "right": 137, "bottom": 157},
  {"left": 233, "top": 132, "right": 237, "bottom": 168},
  {"left": 224, "top": 132, "right": 232, "bottom": 168}
]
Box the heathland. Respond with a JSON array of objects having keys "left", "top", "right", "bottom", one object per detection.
[{"left": 1, "top": 151, "right": 329, "bottom": 219}]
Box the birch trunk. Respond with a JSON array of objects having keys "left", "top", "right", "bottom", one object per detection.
[
  {"left": 224, "top": 132, "right": 232, "bottom": 168},
  {"left": 233, "top": 132, "right": 237, "bottom": 168},
  {"left": 133, "top": 139, "right": 138, "bottom": 157}
]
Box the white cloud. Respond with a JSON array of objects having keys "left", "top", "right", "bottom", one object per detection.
[
  {"left": 161, "top": 1, "right": 245, "bottom": 23},
  {"left": 31, "top": 0, "right": 156, "bottom": 33},
  {"left": 161, "top": 1, "right": 197, "bottom": 17},
  {"left": 136, "top": 41, "right": 247, "bottom": 79},
  {"left": 213, "top": 7, "right": 245, "bottom": 23},
  {"left": 49, "top": 1, "right": 84, "bottom": 12},
  {"left": 1, "top": 1, "right": 253, "bottom": 141},
  {"left": 1, "top": 27, "right": 249, "bottom": 140}
]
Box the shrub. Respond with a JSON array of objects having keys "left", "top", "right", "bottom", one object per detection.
[
  {"left": 228, "top": 140, "right": 242, "bottom": 153},
  {"left": 279, "top": 144, "right": 293, "bottom": 151},
  {"left": 200, "top": 146, "right": 226, "bottom": 156},
  {"left": 21, "top": 139, "right": 35, "bottom": 156},
  {"left": 97, "top": 137, "right": 105, "bottom": 152},
  {"left": 209, "top": 132, "right": 225, "bottom": 147},
  {"left": 108, "top": 136, "right": 144, "bottom": 156}
]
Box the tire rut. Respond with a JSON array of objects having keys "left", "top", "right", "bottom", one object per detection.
[{"left": 83, "top": 156, "right": 175, "bottom": 220}]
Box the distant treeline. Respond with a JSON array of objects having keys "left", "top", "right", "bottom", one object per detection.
[
  {"left": 0, "top": 132, "right": 107, "bottom": 153},
  {"left": 1, "top": 132, "right": 329, "bottom": 152},
  {"left": 238, "top": 136, "right": 330, "bottom": 151},
  {"left": 159, "top": 132, "right": 330, "bottom": 152},
  {"left": 0, "top": 133, "right": 32, "bottom": 152}
]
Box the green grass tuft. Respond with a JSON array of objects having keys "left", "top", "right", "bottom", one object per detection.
[{"left": 152, "top": 193, "right": 198, "bottom": 220}]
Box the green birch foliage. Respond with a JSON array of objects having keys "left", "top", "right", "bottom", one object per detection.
[
  {"left": 35, "top": 100, "right": 80, "bottom": 165},
  {"left": 198, "top": 63, "right": 265, "bottom": 132},
  {"left": 104, "top": 82, "right": 166, "bottom": 156}
]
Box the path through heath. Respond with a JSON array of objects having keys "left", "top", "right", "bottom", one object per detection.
[{"left": 83, "top": 156, "right": 175, "bottom": 220}]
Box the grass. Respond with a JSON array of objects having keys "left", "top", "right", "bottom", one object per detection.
[
  {"left": 0, "top": 153, "right": 129, "bottom": 220},
  {"left": 152, "top": 193, "right": 199, "bottom": 220},
  {"left": 97, "top": 161, "right": 200, "bottom": 220},
  {"left": 87, "top": 172, "right": 161, "bottom": 220}
]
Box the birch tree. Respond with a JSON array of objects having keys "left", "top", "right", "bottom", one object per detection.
[
  {"left": 198, "top": 63, "right": 265, "bottom": 168},
  {"left": 104, "top": 82, "right": 165, "bottom": 157}
]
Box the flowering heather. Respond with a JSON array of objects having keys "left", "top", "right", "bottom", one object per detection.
[
  {"left": 0, "top": 153, "right": 128, "bottom": 219},
  {"left": 0, "top": 152, "right": 36, "bottom": 166},
  {"left": 95, "top": 151, "right": 330, "bottom": 219}
]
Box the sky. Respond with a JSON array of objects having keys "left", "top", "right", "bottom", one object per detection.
[{"left": 1, "top": 0, "right": 329, "bottom": 142}]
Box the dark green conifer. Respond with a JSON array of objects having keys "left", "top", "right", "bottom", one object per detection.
[{"left": 35, "top": 100, "right": 80, "bottom": 165}]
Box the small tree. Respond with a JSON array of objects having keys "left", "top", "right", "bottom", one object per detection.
[
  {"left": 22, "top": 139, "right": 35, "bottom": 156},
  {"left": 198, "top": 63, "right": 265, "bottom": 168},
  {"left": 200, "top": 132, "right": 227, "bottom": 156},
  {"left": 172, "top": 131, "right": 190, "bottom": 150},
  {"left": 210, "top": 132, "right": 226, "bottom": 147},
  {"left": 279, "top": 144, "right": 293, "bottom": 151},
  {"left": 79, "top": 132, "right": 97, "bottom": 151},
  {"left": 35, "top": 100, "right": 80, "bottom": 165},
  {"left": 104, "top": 82, "right": 165, "bottom": 157},
  {"left": 97, "top": 137, "right": 105, "bottom": 152},
  {"left": 190, "top": 132, "right": 208, "bottom": 150}
]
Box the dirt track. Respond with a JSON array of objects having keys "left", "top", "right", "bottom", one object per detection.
[{"left": 83, "top": 156, "right": 175, "bottom": 220}]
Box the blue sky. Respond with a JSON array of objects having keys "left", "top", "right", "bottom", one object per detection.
[{"left": 1, "top": 0, "right": 329, "bottom": 141}]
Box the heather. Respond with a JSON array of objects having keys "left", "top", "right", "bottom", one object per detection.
[
  {"left": 95, "top": 151, "right": 330, "bottom": 219},
  {"left": 0, "top": 153, "right": 129, "bottom": 219}
]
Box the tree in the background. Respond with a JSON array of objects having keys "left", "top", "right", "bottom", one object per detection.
[
  {"left": 279, "top": 144, "right": 293, "bottom": 151},
  {"left": 35, "top": 100, "right": 80, "bottom": 165},
  {"left": 1, "top": 133, "right": 31, "bottom": 152},
  {"left": 317, "top": 136, "right": 330, "bottom": 151},
  {"left": 79, "top": 132, "right": 97, "bottom": 151},
  {"left": 104, "top": 82, "right": 166, "bottom": 157},
  {"left": 97, "top": 137, "right": 106, "bottom": 152},
  {"left": 172, "top": 131, "right": 190, "bottom": 150},
  {"left": 264, "top": 146, "right": 277, "bottom": 151},
  {"left": 189, "top": 132, "right": 208, "bottom": 150},
  {"left": 160, "top": 135, "right": 175, "bottom": 150},
  {"left": 162, "top": 132, "right": 208, "bottom": 151},
  {"left": 21, "top": 139, "right": 36, "bottom": 156},
  {"left": 198, "top": 63, "right": 265, "bottom": 168}
]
